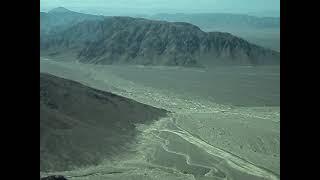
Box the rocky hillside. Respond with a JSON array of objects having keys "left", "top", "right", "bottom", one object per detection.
[
  {"left": 40, "top": 73, "right": 167, "bottom": 171},
  {"left": 40, "top": 8, "right": 280, "bottom": 66}
]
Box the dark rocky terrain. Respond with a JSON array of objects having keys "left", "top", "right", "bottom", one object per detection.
[
  {"left": 40, "top": 8, "right": 280, "bottom": 66},
  {"left": 40, "top": 73, "right": 167, "bottom": 171}
]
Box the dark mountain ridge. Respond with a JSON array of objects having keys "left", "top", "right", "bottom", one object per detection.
[{"left": 40, "top": 8, "right": 279, "bottom": 67}]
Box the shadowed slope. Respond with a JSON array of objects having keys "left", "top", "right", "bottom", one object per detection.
[{"left": 40, "top": 73, "right": 168, "bottom": 172}]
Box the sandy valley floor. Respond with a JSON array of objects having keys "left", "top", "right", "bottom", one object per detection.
[{"left": 40, "top": 59, "right": 280, "bottom": 180}]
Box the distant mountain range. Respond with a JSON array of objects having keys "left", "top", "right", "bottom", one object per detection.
[
  {"left": 40, "top": 73, "right": 167, "bottom": 171},
  {"left": 137, "top": 13, "right": 280, "bottom": 51},
  {"left": 142, "top": 13, "right": 279, "bottom": 31},
  {"left": 40, "top": 7, "right": 103, "bottom": 36},
  {"left": 40, "top": 8, "right": 280, "bottom": 67}
]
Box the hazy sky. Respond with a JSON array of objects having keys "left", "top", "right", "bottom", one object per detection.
[{"left": 40, "top": 0, "right": 280, "bottom": 16}]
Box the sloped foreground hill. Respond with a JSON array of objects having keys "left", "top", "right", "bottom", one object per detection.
[{"left": 40, "top": 73, "right": 167, "bottom": 171}]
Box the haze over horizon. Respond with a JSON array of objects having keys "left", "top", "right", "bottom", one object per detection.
[{"left": 40, "top": 0, "right": 280, "bottom": 17}]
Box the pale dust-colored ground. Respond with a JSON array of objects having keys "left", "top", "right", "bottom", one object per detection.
[{"left": 40, "top": 59, "right": 280, "bottom": 180}]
